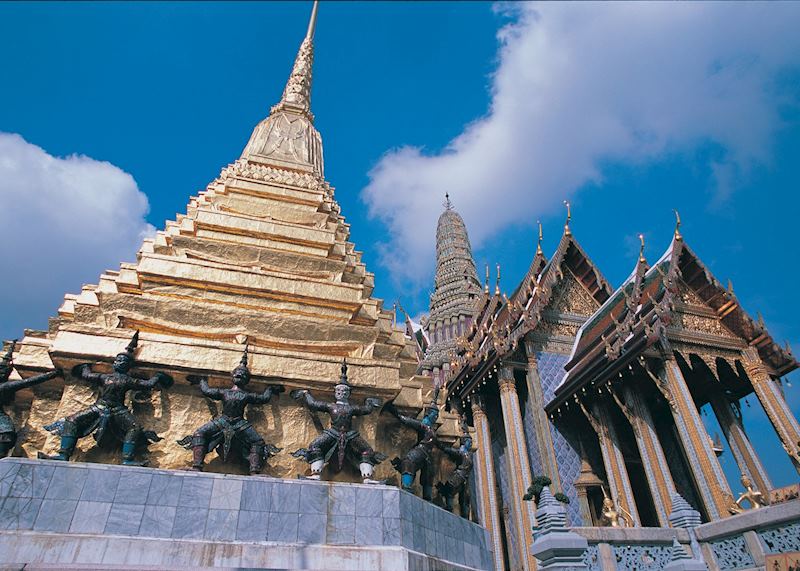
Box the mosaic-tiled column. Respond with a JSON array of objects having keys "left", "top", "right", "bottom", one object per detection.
[
  {"left": 524, "top": 348, "right": 561, "bottom": 487},
  {"left": 657, "top": 359, "right": 733, "bottom": 519},
  {"left": 580, "top": 400, "right": 640, "bottom": 526},
  {"left": 471, "top": 397, "right": 507, "bottom": 571},
  {"left": 610, "top": 384, "right": 677, "bottom": 526},
  {"left": 708, "top": 392, "right": 773, "bottom": 496},
  {"left": 742, "top": 347, "right": 800, "bottom": 475},
  {"left": 498, "top": 367, "right": 538, "bottom": 571}
]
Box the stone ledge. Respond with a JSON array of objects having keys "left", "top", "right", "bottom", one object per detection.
[{"left": 0, "top": 458, "right": 492, "bottom": 571}]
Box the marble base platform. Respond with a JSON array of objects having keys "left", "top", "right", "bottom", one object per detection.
[{"left": 0, "top": 458, "right": 493, "bottom": 571}]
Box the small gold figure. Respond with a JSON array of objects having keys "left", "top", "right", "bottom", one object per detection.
[
  {"left": 601, "top": 486, "right": 634, "bottom": 527},
  {"left": 731, "top": 474, "right": 767, "bottom": 513}
]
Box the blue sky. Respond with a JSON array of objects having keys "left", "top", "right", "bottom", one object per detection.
[{"left": 1, "top": 2, "right": 799, "bottom": 489}]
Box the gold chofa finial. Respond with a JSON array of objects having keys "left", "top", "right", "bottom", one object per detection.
[
  {"left": 563, "top": 200, "right": 572, "bottom": 236},
  {"left": 484, "top": 264, "right": 490, "bottom": 294},
  {"left": 638, "top": 234, "right": 646, "bottom": 264},
  {"left": 673, "top": 209, "right": 682, "bottom": 241},
  {"left": 444, "top": 193, "right": 453, "bottom": 210},
  {"left": 536, "top": 220, "right": 544, "bottom": 255},
  {"left": 727, "top": 279, "right": 734, "bottom": 295},
  {"left": 495, "top": 264, "right": 501, "bottom": 296}
]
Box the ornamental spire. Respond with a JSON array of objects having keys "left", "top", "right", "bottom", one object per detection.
[
  {"left": 274, "top": 1, "right": 318, "bottom": 119},
  {"left": 536, "top": 220, "right": 543, "bottom": 256},
  {"left": 563, "top": 200, "right": 572, "bottom": 236}
]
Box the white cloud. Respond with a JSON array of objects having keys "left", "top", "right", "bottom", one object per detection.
[
  {"left": 362, "top": 2, "right": 800, "bottom": 287},
  {"left": 0, "top": 132, "right": 153, "bottom": 336}
]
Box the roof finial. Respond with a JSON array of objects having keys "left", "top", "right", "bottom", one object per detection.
[
  {"left": 563, "top": 200, "right": 572, "bottom": 236},
  {"left": 536, "top": 220, "right": 543, "bottom": 255},
  {"left": 673, "top": 209, "right": 682, "bottom": 242},
  {"left": 444, "top": 192, "right": 453, "bottom": 211},
  {"left": 638, "top": 234, "right": 646, "bottom": 264},
  {"left": 495, "top": 263, "right": 501, "bottom": 296},
  {"left": 276, "top": 1, "right": 317, "bottom": 118},
  {"left": 727, "top": 279, "right": 734, "bottom": 295},
  {"left": 484, "top": 264, "right": 490, "bottom": 294}
]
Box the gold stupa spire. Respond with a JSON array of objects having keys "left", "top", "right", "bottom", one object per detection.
[
  {"left": 563, "top": 200, "right": 572, "bottom": 236},
  {"left": 275, "top": 1, "right": 318, "bottom": 119}
]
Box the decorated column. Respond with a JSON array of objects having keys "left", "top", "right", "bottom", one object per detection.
[
  {"left": 471, "top": 396, "right": 507, "bottom": 571},
  {"left": 708, "top": 391, "right": 773, "bottom": 496},
  {"left": 525, "top": 346, "right": 562, "bottom": 487},
  {"left": 608, "top": 384, "right": 677, "bottom": 526},
  {"left": 579, "top": 399, "right": 640, "bottom": 526},
  {"left": 498, "top": 366, "right": 538, "bottom": 571},
  {"left": 742, "top": 347, "right": 800, "bottom": 474},
  {"left": 652, "top": 358, "right": 734, "bottom": 519}
]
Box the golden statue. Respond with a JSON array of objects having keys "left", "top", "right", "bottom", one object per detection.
[
  {"left": 730, "top": 474, "right": 767, "bottom": 513},
  {"left": 601, "top": 486, "right": 634, "bottom": 527}
]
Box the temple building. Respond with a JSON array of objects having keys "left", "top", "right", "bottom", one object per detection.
[
  {"left": 2, "top": 3, "right": 800, "bottom": 570},
  {"left": 438, "top": 205, "right": 800, "bottom": 570}
]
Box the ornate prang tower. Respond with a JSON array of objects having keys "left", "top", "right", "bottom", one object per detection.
[{"left": 420, "top": 195, "right": 482, "bottom": 386}]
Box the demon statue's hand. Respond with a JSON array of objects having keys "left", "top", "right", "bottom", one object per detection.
[
  {"left": 70, "top": 363, "right": 91, "bottom": 378},
  {"left": 271, "top": 384, "right": 286, "bottom": 394},
  {"left": 155, "top": 372, "right": 174, "bottom": 389},
  {"left": 365, "top": 397, "right": 382, "bottom": 409},
  {"left": 290, "top": 389, "right": 308, "bottom": 400},
  {"left": 186, "top": 374, "right": 204, "bottom": 386},
  {"left": 382, "top": 400, "right": 399, "bottom": 416}
]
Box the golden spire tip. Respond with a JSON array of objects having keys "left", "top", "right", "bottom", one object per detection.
[
  {"left": 306, "top": 1, "right": 319, "bottom": 40},
  {"left": 563, "top": 200, "right": 571, "bottom": 236},
  {"left": 495, "top": 263, "right": 501, "bottom": 295},
  {"left": 673, "top": 209, "right": 682, "bottom": 241}
]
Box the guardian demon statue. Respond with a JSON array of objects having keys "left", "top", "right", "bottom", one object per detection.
[
  {"left": 0, "top": 341, "right": 62, "bottom": 457},
  {"left": 178, "top": 345, "right": 284, "bottom": 474},
  {"left": 39, "top": 332, "right": 173, "bottom": 465},
  {"left": 291, "top": 359, "right": 385, "bottom": 483}
]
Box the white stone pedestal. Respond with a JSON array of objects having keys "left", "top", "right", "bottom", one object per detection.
[{"left": 0, "top": 458, "right": 493, "bottom": 570}]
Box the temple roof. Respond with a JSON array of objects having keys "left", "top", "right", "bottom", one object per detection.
[
  {"left": 445, "top": 225, "right": 611, "bottom": 403},
  {"left": 551, "top": 231, "right": 798, "bottom": 410}
]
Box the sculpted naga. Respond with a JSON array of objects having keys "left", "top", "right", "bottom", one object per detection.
[
  {"left": 290, "top": 359, "right": 385, "bottom": 483},
  {"left": 0, "top": 341, "right": 62, "bottom": 458},
  {"left": 39, "top": 332, "right": 173, "bottom": 465},
  {"left": 178, "top": 346, "right": 284, "bottom": 474},
  {"left": 436, "top": 422, "right": 474, "bottom": 517},
  {"left": 385, "top": 389, "right": 441, "bottom": 500}
]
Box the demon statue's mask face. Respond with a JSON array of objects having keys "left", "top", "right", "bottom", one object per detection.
[
  {"left": 334, "top": 384, "right": 351, "bottom": 403},
  {"left": 232, "top": 366, "right": 251, "bottom": 387},
  {"left": 113, "top": 353, "right": 133, "bottom": 374}
]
